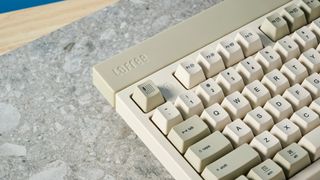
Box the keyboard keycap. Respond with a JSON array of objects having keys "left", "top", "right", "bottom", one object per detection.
[
  {"left": 221, "top": 91, "right": 252, "bottom": 120},
  {"left": 175, "top": 91, "right": 204, "bottom": 119},
  {"left": 310, "top": 17, "right": 320, "bottom": 39},
  {"left": 309, "top": 97, "right": 320, "bottom": 114},
  {"left": 242, "top": 80, "right": 271, "bottom": 108},
  {"left": 216, "top": 39, "right": 244, "bottom": 67},
  {"left": 216, "top": 67, "right": 245, "bottom": 95},
  {"left": 185, "top": 131, "right": 233, "bottom": 172},
  {"left": 264, "top": 95, "right": 293, "bottom": 123},
  {"left": 200, "top": 103, "right": 231, "bottom": 132},
  {"left": 292, "top": 26, "right": 318, "bottom": 52},
  {"left": 236, "top": 57, "right": 264, "bottom": 84},
  {"left": 201, "top": 144, "right": 261, "bottom": 180},
  {"left": 247, "top": 159, "right": 285, "bottom": 180},
  {"left": 274, "top": 36, "right": 300, "bottom": 62},
  {"left": 197, "top": 49, "right": 225, "bottom": 78},
  {"left": 196, "top": 78, "right": 224, "bottom": 107},
  {"left": 235, "top": 175, "right": 249, "bottom": 180},
  {"left": 290, "top": 106, "right": 320, "bottom": 135},
  {"left": 298, "top": 126, "right": 320, "bottom": 161},
  {"left": 282, "top": 4, "right": 307, "bottom": 32},
  {"left": 222, "top": 119, "right": 254, "bottom": 148},
  {"left": 280, "top": 58, "right": 309, "bottom": 85},
  {"left": 243, "top": 107, "right": 274, "bottom": 135},
  {"left": 174, "top": 60, "right": 206, "bottom": 89},
  {"left": 299, "top": 0, "right": 320, "bottom": 22},
  {"left": 250, "top": 131, "right": 282, "bottom": 160},
  {"left": 168, "top": 115, "right": 210, "bottom": 153},
  {"left": 260, "top": 13, "right": 290, "bottom": 41},
  {"left": 271, "top": 118, "right": 302, "bottom": 147},
  {"left": 299, "top": 48, "right": 320, "bottom": 74},
  {"left": 255, "top": 46, "right": 282, "bottom": 73},
  {"left": 235, "top": 29, "right": 263, "bottom": 57},
  {"left": 261, "top": 69, "right": 290, "bottom": 97},
  {"left": 282, "top": 84, "right": 312, "bottom": 111},
  {"left": 302, "top": 73, "right": 320, "bottom": 99},
  {"left": 273, "top": 143, "right": 311, "bottom": 178},
  {"left": 290, "top": 159, "right": 320, "bottom": 180}
]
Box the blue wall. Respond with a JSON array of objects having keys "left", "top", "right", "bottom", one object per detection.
[{"left": 0, "top": 0, "right": 63, "bottom": 13}]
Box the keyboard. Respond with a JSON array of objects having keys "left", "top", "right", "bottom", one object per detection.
[{"left": 92, "top": 0, "right": 320, "bottom": 179}]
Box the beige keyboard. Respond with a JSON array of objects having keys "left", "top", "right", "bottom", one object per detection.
[{"left": 93, "top": 0, "right": 320, "bottom": 179}]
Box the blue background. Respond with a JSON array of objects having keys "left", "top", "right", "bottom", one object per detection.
[{"left": 0, "top": 0, "right": 63, "bottom": 13}]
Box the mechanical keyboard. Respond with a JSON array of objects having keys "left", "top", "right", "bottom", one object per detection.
[{"left": 93, "top": 0, "right": 320, "bottom": 179}]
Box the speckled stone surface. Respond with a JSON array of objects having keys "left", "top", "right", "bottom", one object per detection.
[{"left": 0, "top": 0, "right": 223, "bottom": 179}]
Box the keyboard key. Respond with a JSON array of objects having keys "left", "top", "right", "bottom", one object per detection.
[
  {"left": 168, "top": 115, "right": 210, "bottom": 153},
  {"left": 132, "top": 80, "right": 165, "bottom": 112},
  {"left": 310, "top": 17, "right": 320, "bottom": 39},
  {"left": 175, "top": 91, "right": 204, "bottom": 119},
  {"left": 282, "top": 4, "right": 307, "bottom": 32},
  {"left": 299, "top": 48, "right": 320, "bottom": 74},
  {"left": 222, "top": 119, "right": 254, "bottom": 148},
  {"left": 242, "top": 80, "right": 271, "bottom": 108},
  {"left": 235, "top": 29, "right": 263, "bottom": 57},
  {"left": 202, "top": 144, "right": 261, "bottom": 180},
  {"left": 196, "top": 78, "right": 224, "bottom": 107},
  {"left": 290, "top": 159, "right": 320, "bottom": 179},
  {"left": 302, "top": 73, "right": 320, "bottom": 99},
  {"left": 236, "top": 57, "right": 264, "bottom": 84},
  {"left": 274, "top": 36, "right": 301, "bottom": 62},
  {"left": 243, "top": 107, "right": 274, "bottom": 135},
  {"left": 255, "top": 46, "right": 282, "bottom": 73},
  {"left": 174, "top": 60, "right": 206, "bottom": 89},
  {"left": 200, "top": 103, "right": 231, "bottom": 132},
  {"left": 273, "top": 143, "right": 311, "bottom": 178},
  {"left": 280, "top": 58, "right": 309, "bottom": 85},
  {"left": 283, "top": 84, "right": 312, "bottom": 110},
  {"left": 290, "top": 107, "right": 320, "bottom": 135},
  {"left": 221, "top": 91, "right": 252, "bottom": 120},
  {"left": 261, "top": 69, "right": 290, "bottom": 97},
  {"left": 151, "top": 102, "right": 183, "bottom": 135},
  {"left": 298, "top": 126, "right": 320, "bottom": 161},
  {"left": 299, "top": 0, "right": 320, "bottom": 22},
  {"left": 216, "top": 39, "right": 244, "bottom": 67},
  {"left": 216, "top": 67, "right": 245, "bottom": 95},
  {"left": 247, "top": 159, "right": 285, "bottom": 180},
  {"left": 260, "top": 13, "right": 290, "bottom": 41},
  {"left": 264, "top": 95, "right": 294, "bottom": 123},
  {"left": 197, "top": 49, "right": 225, "bottom": 78},
  {"left": 309, "top": 97, "right": 320, "bottom": 114},
  {"left": 185, "top": 131, "right": 233, "bottom": 172},
  {"left": 235, "top": 175, "right": 248, "bottom": 180},
  {"left": 292, "top": 26, "right": 318, "bottom": 52},
  {"left": 250, "top": 131, "right": 282, "bottom": 160},
  {"left": 271, "top": 118, "right": 302, "bottom": 147}
]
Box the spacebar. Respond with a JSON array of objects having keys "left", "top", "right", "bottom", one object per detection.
[{"left": 290, "top": 159, "right": 320, "bottom": 180}]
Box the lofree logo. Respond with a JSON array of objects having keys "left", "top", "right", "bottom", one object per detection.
[{"left": 112, "top": 54, "right": 149, "bottom": 76}]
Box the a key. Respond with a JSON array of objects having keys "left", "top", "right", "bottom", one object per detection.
[
  {"left": 184, "top": 131, "right": 233, "bottom": 172},
  {"left": 264, "top": 95, "right": 293, "bottom": 123},
  {"left": 290, "top": 106, "right": 320, "bottom": 135},
  {"left": 290, "top": 159, "right": 320, "bottom": 180},
  {"left": 270, "top": 119, "right": 302, "bottom": 147},
  {"left": 201, "top": 144, "right": 261, "bottom": 180},
  {"left": 261, "top": 69, "right": 290, "bottom": 97},
  {"left": 255, "top": 46, "right": 282, "bottom": 73},
  {"left": 243, "top": 107, "right": 274, "bottom": 135},
  {"left": 216, "top": 67, "right": 245, "bottom": 95},
  {"left": 216, "top": 39, "right": 245, "bottom": 67},
  {"left": 250, "top": 131, "right": 282, "bottom": 160},
  {"left": 274, "top": 36, "right": 300, "bottom": 62},
  {"left": 247, "top": 159, "right": 286, "bottom": 180},
  {"left": 242, "top": 80, "right": 271, "bottom": 108},
  {"left": 200, "top": 103, "right": 231, "bottom": 132},
  {"left": 302, "top": 73, "right": 320, "bottom": 99},
  {"left": 221, "top": 91, "right": 252, "bottom": 120},
  {"left": 197, "top": 49, "right": 225, "bottom": 78},
  {"left": 151, "top": 102, "right": 183, "bottom": 135},
  {"left": 196, "top": 78, "right": 224, "bottom": 107},
  {"left": 222, "top": 119, "right": 254, "bottom": 148},
  {"left": 299, "top": 48, "right": 320, "bottom": 74},
  {"left": 235, "top": 175, "right": 249, "bottom": 180},
  {"left": 292, "top": 26, "right": 318, "bottom": 52},
  {"left": 260, "top": 13, "right": 290, "bottom": 41},
  {"left": 299, "top": 0, "right": 320, "bottom": 22},
  {"left": 273, "top": 143, "right": 311, "bottom": 178},
  {"left": 310, "top": 17, "right": 320, "bottom": 39},
  {"left": 280, "top": 58, "right": 309, "bottom": 85},
  {"left": 174, "top": 60, "right": 206, "bottom": 89},
  {"left": 175, "top": 91, "right": 204, "bottom": 119},
  {"left": 132, "top": 80, "right": 165, "bottom": 112},
  {"left": 235, "top": 29, "right": 263, "bottom": 57},
  {"left": 281, "top": 4, "right": 307, "bottom": 32},
  {"left": 283, "top": 84, "right": 312, "bottom": 111},
  {"left": 309, "top": 97, "right": 320, "bottom": 114},
  {"left": 236, "top": 57, "right": 264, "bottom": 84},
  {"left": 298, "top": 126, "right": 320, "bottom": 161},
  {"left": 168, "top": 115, "right": 210, "bottom": 153}
]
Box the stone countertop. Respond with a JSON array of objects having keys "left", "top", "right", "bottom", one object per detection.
[{"left": 0, "top": 0, "right": 222, "bottom": 179}]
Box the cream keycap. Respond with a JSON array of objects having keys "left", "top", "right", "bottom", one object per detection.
[
  {"left": 283, "top": 84, "right": 312, "bottom": 111},
  {"left": 264, "top": 95, "right": 294, "bottom": 123},
  {"left": 309, "top": 97, "right": 320, "bottom": 114},
  {"left": 196, "top": 78, "right": 224, "bottom": 107},
  {"left": 298, "top": 126, "right": 320, "bottom": 161},
  {"left": 299, "top": 0, "right": 320, "bottom": 22},
  {"left": 290, "top": 159, "right": 320, "bottom": 180},
  {"left": 222, "top": 119, "right": 254, "bottom": 148},
  {"left": 236, "top": 57, "right": 264, "bottom": 84},
  {"left": 175, "top": 91, "right": 204, "bottom": 119},
  {"left": 235, "top": 175, "right": 249, "bottom": 180},
  {"left": 201, "top": 144, "right": 261, "bottom": 180},
  {"left": 281, "top": 4, "right": 307, "bottom": 32},
  {"left": 302, "top": 73, "right": 320, "bottom": 99},
  {"left": 274, "top": 36, "right": 301, "bottom": 62},
  {"left": 197, "top": 49, "right": 225, "bottom": 78},
  {"left": 260, "top": 13, "right": 290, "bottom": 41},
  {"left": 132, "top": 80, "right": 165, "bottom": 112},
  {"left": 168, "top": 115, "right": 210, "bottom": 153},
  {"left": 200, "top": 103, "right": 231, "bottom": 132},
  {"left": 273, "top": 143, "right": 311, "bottom": 178},
  {"left": 255, "top": 46, "right": 282, "bottom": 73},
  {"left": 216, "top": 67, "right": 245, "bottom": 95},
  {"left": 221, "top": 91, "right": 252, "bottom": 120},
  {"left": 261, "top": 69, "right": 290, "bottom": 97},
  {"left": 247, "top": 159, "right": 285, "bottom": 180},
  {"left": 242, "top": 80, "right": 271, "bottom": 108},
  {"left": 271, "top": 119, "right": 302, "bottom": 147},
  {"left": 185, "top": 131, "right": 233, "bottom": 172},
  {"left": 292, "top": 26, "right": 318, "bottom": 52},
  {"left": 243, "top": 107, "right": 274, "bottom": 135},
  {"left": 151, "top": 102, "right": 183, "bottom": 135},
  {"left": 250, "top": 131, "right": 282, "bottom": 160},
  {"left": 290, "top": 106, "right": 320, "bottom": 135},
  {"left": 280, "top": 58, "right": 309, "bottom": 85},
  {"left": 216, "top": 39, "right": 244, "bottom": 67},
  {"left": 174, "top": 60, "right": 206, "bottom": 89},
  {"left": 299, "top": 48, "right": 320, "bottom": 74},
  {"left": 235, "top": 29, "right": 263, "bottom": 57},
  {"left": 310, "top": 17, "right": 320, "bottom": 39}
]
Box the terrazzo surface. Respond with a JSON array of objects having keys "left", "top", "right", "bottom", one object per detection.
[{"left": 0, "top": 0, "right": 223, "bottom": 179}]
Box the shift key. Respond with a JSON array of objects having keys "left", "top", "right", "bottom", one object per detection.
[{"left": 202, "top": 144, "right": 261, "bottom": 180}]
